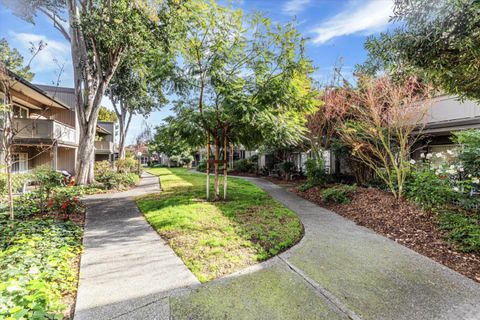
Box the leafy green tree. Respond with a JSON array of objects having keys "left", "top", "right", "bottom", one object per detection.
[
  {"left": 150, "top": 123, "right": 193, "bottom": 167},
  {"left": 107, "top": 48, "right": 177, "bottom": 159},
  {"left": 0, "top": 38, "right": 35, "bottom": 81},
  {"left": 2, "top": 0, "right": 183, "bottom": 184},
  {"left": 98, "top": 106, "right": 117, "bottom": 122},
  {"left": 177, "top": 1, "right": 315, "bottom": 200},
  {"left": 358, "top": 0, "right": 480, "bottom": 101}
]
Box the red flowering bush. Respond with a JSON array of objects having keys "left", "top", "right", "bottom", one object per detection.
[{"left": 47, "top": 190, "right": 84, "bottom": 221}]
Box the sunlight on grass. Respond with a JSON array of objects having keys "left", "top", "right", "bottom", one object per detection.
[{"left": 137, "top": 168, "right": 303, "bottom": 282}]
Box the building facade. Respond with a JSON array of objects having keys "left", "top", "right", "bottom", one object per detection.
[{"left": 1, "top": 70, "right": 117, "bottom": 175}]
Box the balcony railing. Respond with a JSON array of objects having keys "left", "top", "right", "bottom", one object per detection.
[
  {"left": 13, "top": 118, "right": 76, "bottom": 145},
  {"left": 94, "top": 140, "right": 114, "bottom": 153}
]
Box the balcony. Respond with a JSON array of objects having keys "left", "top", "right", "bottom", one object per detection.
[
  {"left": 94, "top": 140, "right": 114, "bottom": 154},
  {"left": 12, "top": 118, "right": 77, "bottom": 146}
]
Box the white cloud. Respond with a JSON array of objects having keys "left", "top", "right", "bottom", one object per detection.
[
  {"left": 311, "top": 0, "right": 393, "bottom": 44},
  {"left": 10, "top": 32, "right": 71, "bottom": 74},
  {"left": 282, "top": 0, "right": 311, "bottom": 15}
]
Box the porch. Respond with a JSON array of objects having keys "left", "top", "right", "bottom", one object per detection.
[{"left": 11, "top": 144, "right": 76, "bottom": 175}]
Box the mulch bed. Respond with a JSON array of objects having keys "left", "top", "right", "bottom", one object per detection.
[{"left": 291, "top": 185, "right": 480, "bottom": 283}]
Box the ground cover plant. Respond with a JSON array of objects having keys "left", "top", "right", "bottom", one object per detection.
[
  {"left": 136, "top": 168, "right": 303, "bottom": 282},
  {"left": 321, "top": 184, "right": 357, "bottom": 204},
  {"left": 0, "top": 219, "right": 82, "bottom": 319},
  {"left": 0, "top": 167, "right": 87, "bottom": 319}
]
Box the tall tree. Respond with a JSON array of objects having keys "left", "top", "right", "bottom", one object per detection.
[
  {"left": 2, "top": 0, "right": 183, "bottom": 184},
  {"left": 150, "top": 123, "right": 193, "bottom": 167},
  {"left": 178, "top": 1, "right": 315, "bottom": 200},
  {"left": 358, "top": 0, "right": 480, "bottom": 101},
  {"left": 0, "top": 38, "right": 36, "bottom": 81},
  {"left": 97, "top": 106, "right": 117, "bottom": 122},
  {"left": 107, "top": 48, "right": 176, "bottom": 159}
]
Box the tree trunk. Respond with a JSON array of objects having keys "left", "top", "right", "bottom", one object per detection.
[
  {"left": 75, "top": 120, "right": 97, "bottom": 184},
  {"left": 206, "top": 133, "right": 210, "bottom": 200},
  {"left": 214, "top": 135, "right": 220, "bottom": 200},
  {"left": 118, "top": 111, "right": 132, "bottom": 160},
  {"left": 223, "top": 135, "right": 228, "bottom": 200},
  {"left": 5, "top": 148, "right": 13, "bottom": 220}
]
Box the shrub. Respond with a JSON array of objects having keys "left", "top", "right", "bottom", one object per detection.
[
  {"left": 31, "top": 167, "right": 64, "bottom": 211},
  {"left": 234, "top": 159, "right": 254, "bottom": 173},
  {"left": 32, "top": 166, "right": 64, "bottom": 191},
  {"left": 96, "top": 171, "right": 139, "bottom": 190},
  {"left": 0, "top": 172, "right": 32, "bottom": 198},
  {"left": 116, "top": 157, "right": 138, "bottom": 174},
  {"left": 280, "top": 161, "right": 295, "bottom": 175},
  {"left": 94, "top": 160, "right": 112, "bottom": 174},
  {"left": 0, "top": 219, "right": 82, "bottom": 319},
  {"left": 196, "top": 160, "right": 207, "bottom": 172},
  {"left": 405, "top": 168, "right": 455, "bottom": 209},
  {"left": 321, "top": 184, "right": 357, "bottom": 204},
  {"left": 48, "top": 188, "right": 84, "bottom": 221},
  {"left": 438, "top": 210, "right": 480, "bottom": 253},
  {"left": 304, "top": 158, "right": 326, "bottom": 188},
  {"left": 452, "top": 129, "right": 480, "bottom": 177},
  {"left": 298, "top": 182, "right": 315, "bottom": 192}
]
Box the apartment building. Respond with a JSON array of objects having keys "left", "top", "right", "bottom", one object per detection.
[
  {"left": 413, "top": 95, "right": 480, "bottom": 158},
  {"left": 1, "top": 69, "right": 117, "bottom": 175},
  {"left": 1, "top": 70, "right": 77, "bottom": 174}
]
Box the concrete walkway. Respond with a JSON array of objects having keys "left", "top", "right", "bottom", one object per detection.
[
  {"left": 74, "top": 174, "right": 199, "bottom": 320},
  {"left": 75, "top": 175, "right": 480, "bottom": 320}
]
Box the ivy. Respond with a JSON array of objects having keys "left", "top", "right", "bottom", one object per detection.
[{"left": 0, "top": 219, "right": 82, "bottom": 319}]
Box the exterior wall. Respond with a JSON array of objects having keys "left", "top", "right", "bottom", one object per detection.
[
  {"left": 30, "top": 108, "right": 75, "bottom": 127},
  {"left": 57, "top": 147, "right": 76, "bottom": 173},
  {"left": 97, "top": 122, "right": 115, "bottom": 143},
  {"left": 11, "top": 145, "right": 52, "bottom": 173},
  {"left": 425, "top": 95, "right": 480, "bottom": 124}
]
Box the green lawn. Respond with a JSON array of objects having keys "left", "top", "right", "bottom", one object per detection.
[{"left": 136, "top": 168, "right": 303, "bottom": 282}]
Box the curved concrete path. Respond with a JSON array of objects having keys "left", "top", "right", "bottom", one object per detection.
[
  {"left": 74, "top": 174, "right": 199, "bottom": 320},
  {"left": 75, "top": 174, "right": 480, "bottom": 320}
]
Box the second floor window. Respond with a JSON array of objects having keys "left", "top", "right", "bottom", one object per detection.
[{"left": 13, "top": 105, "right": 29, "bottom": 118}]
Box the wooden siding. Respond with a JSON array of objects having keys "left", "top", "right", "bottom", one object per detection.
[{"left": 57, "top": 147, "right": 76, "bottom": 173}]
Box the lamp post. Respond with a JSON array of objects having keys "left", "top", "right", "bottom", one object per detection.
[{"left": 137, "top": 151, "right": 142, "bottom": 175}]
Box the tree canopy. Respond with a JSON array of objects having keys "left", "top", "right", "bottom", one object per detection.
[
  {"left": 97, "top": 106, "right": 117, "bottom": 122},
  {"left": 0, "top": 38, "right": 34, "bottom": 81},
  {"left": 358, "top": 0, "right": 480, "bottom": 101},
  {"left": 172, "top": 1, "right": 316, "bottom": 199}
]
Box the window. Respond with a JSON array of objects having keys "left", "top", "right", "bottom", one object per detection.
[
  {"left": 11, "top": 153, "right": 28, "bottom": 174},
  {"left": 13, "top": 105, "right": 29, "bottom": 118}
]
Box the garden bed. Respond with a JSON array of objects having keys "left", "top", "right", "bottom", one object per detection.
[
  {"left": 292, "top": 185, "right": 480, "bottom": 283},
  {"left": 0, "top": 212, "right": 85, "bottom": 319},
  {"left": 137, "top": 168, "right": 304, "bottom": 282}
]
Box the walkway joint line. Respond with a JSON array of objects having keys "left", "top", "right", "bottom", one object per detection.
[{"left": 279, "top": 256, "right": 363, "bottom": 320}]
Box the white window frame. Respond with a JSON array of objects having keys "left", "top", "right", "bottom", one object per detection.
[{"left": 11, "top": 153, "right": 28, "bottom": 174}]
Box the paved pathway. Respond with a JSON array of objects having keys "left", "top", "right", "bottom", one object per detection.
[
  {"left": 74, "top": 174, "right": 199, "bottom": 320},
  {"left": 75, "top": 174, "right": 480, "bottom": 320}
]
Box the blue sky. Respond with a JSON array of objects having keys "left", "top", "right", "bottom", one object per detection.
[{"left": 0, "top": 0, "right": 395, "bottom": 143}]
